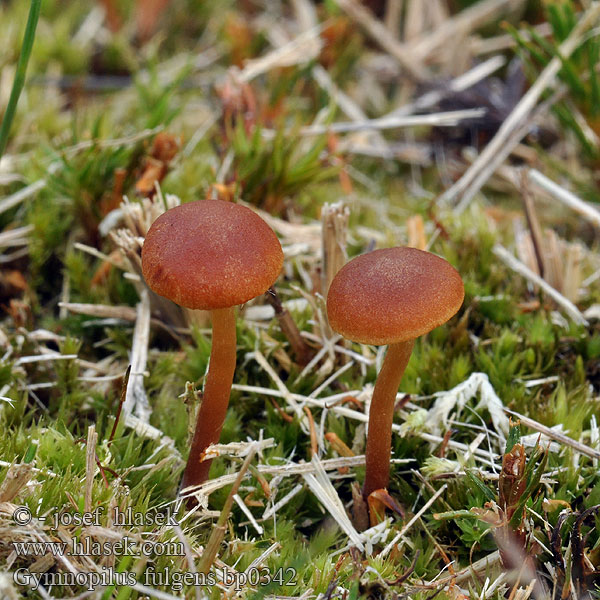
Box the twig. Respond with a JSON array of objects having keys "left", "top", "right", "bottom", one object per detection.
[
  {"left": 520, "top": 170, "right": 546, "bottom": 279},
  {"left": 264, "top": 287, "right": 313, "bottom": 366},
  {"left": 492, "top": 244, "right": 588, "bottom": 326},
  {"left": 108, "top": 366, "right": 130, "bottom": 444}
]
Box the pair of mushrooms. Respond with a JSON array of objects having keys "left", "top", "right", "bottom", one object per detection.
[{"left": 141, "top": 199, "right": 464, "bottom": 501}]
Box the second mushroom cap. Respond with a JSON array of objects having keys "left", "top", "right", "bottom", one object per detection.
[{"left": 327, "top": 247, "right": 464, "bottom": 345}]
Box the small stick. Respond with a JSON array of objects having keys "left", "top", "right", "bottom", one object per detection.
[
  {"left": 504, "top": 408, "right": 600, "bottom": 460},
  {"left": 492, "top": 244, "right": 588, "bottom": 326},
  {"left": 520, "top": 170, "right": 546, "bottom": 279},
  {"left": 197, "top": 446, "right": 259, "bottom": 574},
  {"left": 380, "top": 484, "right": 448, "bottom": 558},
  {"left": 264, "top": 287, "right": 312, "bottom": 366}
]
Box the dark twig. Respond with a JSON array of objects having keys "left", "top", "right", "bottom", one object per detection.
[
  {"left": 108, "top": 365, "right": 131, "bottom": 444},
  {"left": 265, "top": 287, "right": 313, "bottom": 366},
  {"left": 520, "top": 170, "right": 546, "bottom": 279}
]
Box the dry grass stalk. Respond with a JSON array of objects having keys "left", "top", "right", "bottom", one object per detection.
[
  {"left": 406, "top": 214, "right": 427, "bottom": 250},
  {"left": 380, "top": 483, "right": 448, "bottom": 558},
  {"left": 58, "top": 302, "right": 138, "bottom": 321},
  {"left": 0, "top": 179, "right": 47, "bottom": 217},
  {"left": 321, "top": 201, "right": 350, "bottom": 297},
  {"left": 296, "top": 109, "right": 486, "bottom": 137},
  {"left": 493, "top": 244, "right": 587, "bottom": 325},
  {"left": 302, "top": 455, "right": 365, "bottom": 551},
  {"left": 0, "top": 463, "right": 32, "bottom": 503},
  {"left": 408, "top": 0, "right": 524, "bottom": 61},
  {"left": 239, "top": 26, "right": 322, "bottom": 83},
  {"left": 470, "top": 22, "right": 552, "bottom": 56},
  {"left": 389, "top": 55, "right": 506, "bottom": 118},
  {"left": 334, "top": 0, "right": 429, "bottom": 82},
  {"left": 123, "top": 288, "right": 152, "bottom": 422},
  {"left": 403, "top": 0, "right": 448, "bottom": 43},
  {"left": 0, "top": 224, "right": 32, "bottom": 248},
  {"left": 197, "top": 445, "right": 259, "bottom": 574},
  {"left": 84, "top": 424, "right": 97, "bottom": 515},
  {"left": 262, "top": 483, "right": 303, "bottom": 520},
  {"left": 515, "top": 228, "right": 585, "bottom": 304},
  {"left": 384, "top": 0, "right": 402, "bottom": 34},
  {"left": 504, "top": 408, "right": 600, "bottom": 461},
  {"left": 442, "top": 3, "right": 600, "bottom": 211},
  {"left": 529, "top": 168, "right": 600, "bottom": 230}
]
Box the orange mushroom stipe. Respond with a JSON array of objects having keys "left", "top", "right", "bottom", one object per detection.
[
  {"left": 326, "top": 247, "right": 464, "bottom": 499},
  {"left": 141, "top": 199, "right": 283, "bottom": 493}
]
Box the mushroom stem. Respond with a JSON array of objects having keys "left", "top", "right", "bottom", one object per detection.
[
  {"left": 181, "top": 306, "right": 237, "bottom": 492},
  {"left": 363, "top": 339, "right": 414, "bottom": 499}
]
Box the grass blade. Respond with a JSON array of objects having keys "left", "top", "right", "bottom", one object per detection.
[{"left": 0, "top": 0, "right": 42, "bottom": 162}]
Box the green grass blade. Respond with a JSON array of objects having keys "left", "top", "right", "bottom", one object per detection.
[{"left": 0, "top": 0, "right": 42, "bottom": 162}]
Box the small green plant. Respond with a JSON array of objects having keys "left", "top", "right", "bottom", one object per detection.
[{"left": 228, "top": 120, "right": 339, "bottom": 214}]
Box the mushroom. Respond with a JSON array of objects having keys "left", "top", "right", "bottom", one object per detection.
[
  {"left": 326, "top": 247, "right": 464, "bottom": 499},
  {"left": 141, "top": 199, "right": 283, "bottom": 491}
]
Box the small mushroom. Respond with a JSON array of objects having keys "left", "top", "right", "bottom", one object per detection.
[
  {"left": 326, "top": 247, "right": 464, "bottom": 499},
  {"left": 141, "top": 199, "right": 283, "bottom": 491}
]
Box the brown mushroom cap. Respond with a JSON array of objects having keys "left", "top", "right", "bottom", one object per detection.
[
  {"left": 327, "top": 247, "right": 464, "bottom": 345},
  {"left": 141, "top": 200, "right": 283, "bottom": 310}
]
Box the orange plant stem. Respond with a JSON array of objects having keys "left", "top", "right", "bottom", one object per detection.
[
  {"left": 181, "top": 306, "right": 237, "bottom": 493},
  {"left": 363, "top": 339, "right": 414, "bottom": 499}
]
